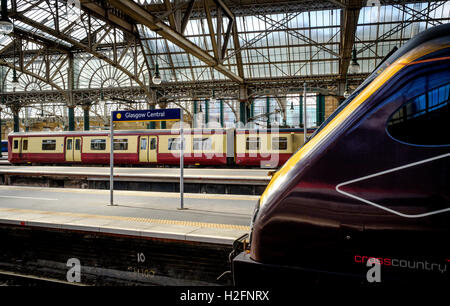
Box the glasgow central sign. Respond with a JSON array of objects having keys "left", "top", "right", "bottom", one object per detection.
[{"left": 112, "top": 109, "right": 181, "bottom": 122}]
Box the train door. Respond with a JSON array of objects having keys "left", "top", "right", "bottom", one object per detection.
[
  {"left": 20, "top": 138, "right": 28, "bottom": 158},
  {"left": 74, "top": 137, "right": 81, "bottom": 161},
  {"left": 65, "top": 137, "right": 74, "bottom": 161},
  {"left": 139, "top": 136, "right": 157, "bottom": 163},
  {"left": 66, "top": 137, "right": 82, "bottom": 162}
]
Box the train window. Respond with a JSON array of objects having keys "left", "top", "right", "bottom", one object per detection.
[
  {"left": 67, "top": 139, "right": 73, "bottom": 150},
  {"left": 75, "top": 139, "right": 81, "bottom": 150},
  {"left": 91, "top": 139, "right": 106, "bottom": 150},
  {"left": 42, "top": 140, "right": 56, "bottom": 150},
  {"left": 22, "top": 140, "right": 28, "bottom": 151},
  {"left": 193, "top": 138, "right": 212, "bottom": 150},
  {"left": 387, "top": 82, "right": 450, "bottom": 145},
  {"left": 13, "top": 140, "right": 18, "bottom": 149},
  {"left": 150, "top": 138, "right": 157, "bottom": 150},
  {"left": 272, "top": 137, "right": 288, "bottom": 150},
  {"left": 168, "top": 138, "right": 184, "bottom": 150},
  {"left": 246, "top": 137, "right": 260, "bottom": 150},
  {"left": 140, "top": 138, "right": 147, "bottom": 150},
  {"left": 113, "top": 139, "right": 128, "bottom": 150}
]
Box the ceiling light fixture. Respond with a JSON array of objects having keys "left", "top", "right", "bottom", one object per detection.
[
  {"left": 349, "top": 48, "right": 360, "bottom": 74},
  {"left": 0, "top": 0, "right": 13, "bottom": 35}
]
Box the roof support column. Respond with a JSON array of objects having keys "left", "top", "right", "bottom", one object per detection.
[
  {"left": 68, "top": 106, "right": 75, "bottom": 131},
  {"left": 82, "top": 104, "right": 91, "bottom": 131},
  {"left": 238, "top": 85, "right": 249, "bottom": 126},
  {"left": 299, "top": 95, "right": 303, "bottom": 127},
  {"left": 316, "top": 94, "right": 325, "bottom": 126},
  {"left": 148, "top": 104, "right": 156, "bottom": 129},
  {"left": 193, "top": 99, "right": 198, "bottom": 129},
  {"left": 14, "top": 113, "right": 19, "bottom": 133},
  {"left": 204, "top": 99, "right": 209, "bottom": 125},
  {"left": 339, "top": 0, "right": 363, "bottom": 81},
  {"left": 11, "top": 104, "right": 21, "bottom": 133},
  {"left": 219, "top": 99, "right": 224, "bottom": 128},
  {"left": 239, "top": 102, "right": 247, "bottom": 126}
]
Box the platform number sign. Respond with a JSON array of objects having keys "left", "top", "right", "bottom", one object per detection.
[
  {"left": 137, "top": 252, "right": 146, "bottom": 263},
  {"left": 66, "top": 258, "right": 81, "bottom": 283}
]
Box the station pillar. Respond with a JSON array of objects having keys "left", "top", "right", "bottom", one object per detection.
[
  {"left": 239, "top": 102, "right": 247, "bottom": 125},
  {"left": 299, "top": 95, "right": 303, "bottom": 127},
  {"left": 11, "top": 105, "right": 20, "bottom": 132},
  {"left": 238, "top": 85, "right": 250, "bottom": 126},
  {"left": 204, "top": 99, "right": 209, "bottom": 125},
  {"left": 219, "top": 99, "right": 224, "bottom": 128},
  {"left": 82, "top": 104, "right": 90, "bottom": 131},
  {"left": 316, "top": 94, "right": 325, "bottom": 126},
  {"left": 147, "top": 104, "right": 156, "bottom": 129},
  {"left": 68, "top": 106, "right": 75, "bottom": 131},
  {"left": 193, "top": 100, "right": 198, "bottom": 128},
  {"left": 266, "top": 96, "right": 271, "bottom": 128},
  {"left": 159, "top": 102, "right": 167, "bottom": 129}
]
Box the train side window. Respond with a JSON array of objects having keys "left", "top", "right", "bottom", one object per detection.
[
  {"left": 113, "top": 139, "right": 128, "bottom": 150},
  {"left": 168, "top": 138, "right": 184, "bottom": 150},
  {"left": 91, "top": 139, "right": 106, "bottom": 150},
  {"left": 13, "top": 140, "right": 18, "bottom": 149},
  {"left": 140, "top": 138, "right": 147, "bottom": 150},
  {"left": 75, "top": 139, "right": 81, "bottom": 150},
  {"left": 22, "top": 140, "right": 28, "bottom": 151},
  {"left": 272, "top": 137, "right": 288, "bottom": 150},
  {"left": 67, "top": 139, "right": 73, "bottom": 150},
  {"left": 193, "top": 137, "right": 212, "bottom": 150},
  {"left": 387, "top": 82, "right": 450, "bottom": 145},
  {"left": 246, "top": 137, "right": 260, "bottom": 150},
  {"left": 42, "top": 140, "right": 56, "bottom": 150},
  {"left": 150, "top": 138, "right": 157, "bottom": 150}
]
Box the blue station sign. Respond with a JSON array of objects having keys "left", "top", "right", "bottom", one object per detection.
[{"left": 112, "top": 108, "right": 181, "bottom": 122}]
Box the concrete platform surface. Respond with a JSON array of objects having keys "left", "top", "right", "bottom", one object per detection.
[
  {"left": 0, "top": 186, "right": 255, "bottom": 245},
  {"left": 0, "top": 165, "right": 271, "bottom": 185}
]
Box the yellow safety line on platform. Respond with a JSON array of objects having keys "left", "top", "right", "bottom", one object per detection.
[{"left": 0, "top": 207, "right": 250, "bottom": 231}]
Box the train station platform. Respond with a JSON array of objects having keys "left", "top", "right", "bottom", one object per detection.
[
  {"left": 0, "top": 166, "right": 271, "bottom": 195},
  {"left": 0, "top": 186, "right": 255, "bottom": 285},
  {"left": 0, "top": 185, "right": 253, "bottom": 242}
]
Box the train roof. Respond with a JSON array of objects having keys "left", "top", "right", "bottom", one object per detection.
[
  {"left": 9, "top": 127, "right": 315, "bottom": 137},
  {"left": 8, "top": 128, "right": 229, "bottom": 136}
]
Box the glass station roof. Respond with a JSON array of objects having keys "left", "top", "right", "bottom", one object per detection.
[
  {"left": 0, "top": 0, "right": 450, "bottom": 126},
  {"left": 1, "top": 1, "right": 449, "bottom": 90}
]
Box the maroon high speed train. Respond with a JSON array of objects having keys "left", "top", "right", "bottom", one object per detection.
[{"left": 233, "top": 24, "right": 450, "bottom": 285}]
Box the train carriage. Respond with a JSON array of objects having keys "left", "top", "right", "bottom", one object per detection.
[
  {"left": 8, "top": 129, "right": 233, "bottom": 166},
  {"left": 8, "top": 128, "right": 314, "bottom": 167},
  {"left": 235, "top": 128, "right": 315, "bottom": 167}
]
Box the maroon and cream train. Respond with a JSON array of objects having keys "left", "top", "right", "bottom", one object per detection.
[
  {"left": 8, "top": 128, "right": 315, "bottom": 167},
  {"left": 233, "top": 24, "right": 450, "bottom": 284}
]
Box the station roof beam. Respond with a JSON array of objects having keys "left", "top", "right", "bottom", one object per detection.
[
  {"left": 107, "top": 0, "right": 244, "bottom": 84},
  {"left": 339, "top": 0, "right": 363, "bottom": 81}
]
